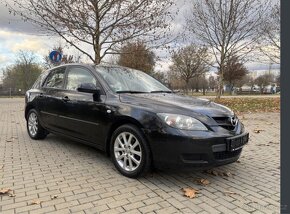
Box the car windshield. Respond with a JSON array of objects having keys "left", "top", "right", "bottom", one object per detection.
[{"left": 95, "top": 66, "right": 172, "bottom": 93}]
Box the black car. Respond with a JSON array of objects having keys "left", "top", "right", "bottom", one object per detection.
[{"left": 25, "top": 64, "right": 249, "bottom": 178}]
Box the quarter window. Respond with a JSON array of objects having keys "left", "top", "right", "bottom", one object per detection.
[
  {"left": 66, "top": 67, "right": 98, "bottom": 91},
  {"left": 44, "top": 67, "right": 66, "bottom": 88}
]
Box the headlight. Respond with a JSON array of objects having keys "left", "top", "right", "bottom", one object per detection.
[{"left": 157, "top": 113, "right": 208, "bottom": 131}]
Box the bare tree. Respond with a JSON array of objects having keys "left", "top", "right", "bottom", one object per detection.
[
  {"left": 223, "top": 55, "right": 248, "bottom": 92},
  {"left": 236, "top": 75, "right": 255, "bottom": 91},
  {"left": 169, "top": 45, "right": 210, "bottom": 94},
  {"left": 6, "top": 0, "right": 174, "bottom": 64},
  {"left": 118, "top": 41, "right": 156, "bottom": 74},
  {"left": 3, "top": 51, "right": 42, "bottom": 92},
  {"left": 255, "top": 73, "right": 275, "bottom": 94},
  {"left": 208, "top": 75, "right": 218, "bottom": 91},
  {"left": 187, "top": 0, "right": 270, "bottom": 98},
  {"left": 259, "top": 2, "right": 280, "bottom": 64},
  {"left": 190, "top": 74, "right": 209, "bottom": 95}
]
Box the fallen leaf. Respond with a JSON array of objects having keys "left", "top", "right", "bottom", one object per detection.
[
  {"left": 196, "top": 178, "right": 210, "bottom": 186},
  {"left": 51, "top": 195, "right": 58, "bottom": 200},
  {"left": 253, "top": 129, "right": 264, "bottom": 133},
  {"left": 257, "top": 144, "right": 270, "bottom": 147},
  {"left": 8, "top": 193, "right": 16, "bottom": 197},
  {"left": 6, "top": 139, "right": 13, "bottom": 142},
  {"left": 236, "top": 160, "right": 241, "bottom": 163},
  {"left": 30, "top": 199, "right": 43, "bottom": 205},
  {"left": 205, "top": 170, "right": 219, "bottom": 176},
  {"left": 223, "top": 191, "right": 240, "bottom": 196},
  {"left": 182, "top": 187, "right": 199, "bottom": 199},
  {"left": 223, "top": 172, "right": 232, "bottom": 177},
  {"left": 0, "top": 165, "right": 4, "bottom": 169},
  {"left": 0, "top": 188, "right": 11, "bottom": 194},
  {"left": 269, "top": 141, "right": 279, "bottom": 144}
]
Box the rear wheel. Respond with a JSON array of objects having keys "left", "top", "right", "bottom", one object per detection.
[
  {"left": 27, "top": 109, "right": 48, "bottom": 140},
  {"left": 110, "top": 124, "right": 151, "bottom": 178}
]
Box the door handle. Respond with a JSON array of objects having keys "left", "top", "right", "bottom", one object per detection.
[{"left": 62, "top": 96, "right": 70, "bottom": 102}]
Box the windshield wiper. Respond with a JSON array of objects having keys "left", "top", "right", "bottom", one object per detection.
[
  {"left": 116, "top": 91, "right": 148, "bottom": 94},
  {"left": 150, "top": 90, "right": 172, "bottom": 93}
]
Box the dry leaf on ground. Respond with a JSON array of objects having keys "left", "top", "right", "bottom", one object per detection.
[
  {"left": 223, "top": 172, "right": 232, "bottom": 177},
  {"left": 204, "top": 169, "right": 219, "bottom": 176},
  {"left": 8, "top": 193, "right": 16, "bottom": 197},
  {"left": 182, "top": 187, "right": 199, "bottom": 199},
  {"left": 0, "top": 165, "right": 4, "bottom": 170},
  {"left": 196, "top": 178, "right": 210, "bottom": 186},
  {"left": 0, "top": 188, "right": 11, "bottom": 194},
  {"left": 223, "top": 191, "right": 240, "bottom": 196},
  {"left": 30, "top": 199, "right": 43, "bottom": 205},
  {"left": 269, "top": 141, "right": 279, "bottom": 144},
  {"left": 51, "top": 195, "right": 58, "bottom": 200},
  {"left": 254, "top": 129, "right": 264, "bottom": 133}
]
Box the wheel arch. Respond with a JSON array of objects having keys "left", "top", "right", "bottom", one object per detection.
[
  {"left": 25, "top": 103, "right": 35, "bottom": 120},
  {"left": 105, "top": 116, "right": 150, "bottom": 156}
]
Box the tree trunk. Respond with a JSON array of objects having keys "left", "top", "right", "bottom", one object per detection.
[
  {"left": 185, "top": 80, "right": 189, "bottom": 95},
  {"left": 217, "top": 71, "right": 223, "bottom": 99},
  {"left": 94, "top": 44, "right": 101, "bottom": 65}
]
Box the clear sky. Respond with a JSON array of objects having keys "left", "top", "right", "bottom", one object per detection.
[{"left": 0, "top": 0, "right": 280, "bottom": 77}]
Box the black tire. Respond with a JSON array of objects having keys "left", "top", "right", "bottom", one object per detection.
[
  {"left": 110, "top": 124, "right": 151, "bottom": 178},
  {"left": 26, "top": 109, "right": 48, "bottom": 140}
]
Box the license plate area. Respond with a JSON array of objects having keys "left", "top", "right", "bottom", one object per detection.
[{"left": 226, "top": 133, "right": 249, "bottom": 152}]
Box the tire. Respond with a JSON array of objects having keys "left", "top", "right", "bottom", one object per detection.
[
  {"left": 110, "top": 124, "right": 151, "bottom": 178},
  {"left": 26, "top": 109, "right": 48, "bottom": 140}
]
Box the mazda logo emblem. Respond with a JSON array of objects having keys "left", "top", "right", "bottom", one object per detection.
[{"left": 230, "top": 116, "right": 238, "bottom": 126}]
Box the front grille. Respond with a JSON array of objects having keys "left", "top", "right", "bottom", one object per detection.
[
  {"left": 213, "top": 149, "right": 242, "bottom": 160},
  {"left": 212, "top": 116, "right": 236, "bottom": 131}
]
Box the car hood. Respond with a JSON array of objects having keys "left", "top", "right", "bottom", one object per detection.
[{"left": 119, "top": 93, "right": 234, "bottom": 117}]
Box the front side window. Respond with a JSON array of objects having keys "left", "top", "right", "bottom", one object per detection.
[
  {"left": 66, "top": 67, "right": 98, "bottom": 91},
  {"left": 44, "top": 67, "right": 66, "bottom": 88},
  {"left": 32, "top": 70, "right": 49, "bottom": 89}
]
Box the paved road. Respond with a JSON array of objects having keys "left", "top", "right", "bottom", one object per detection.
[{"left": 0, "top": 98, "right": 280, "bottom": 214}]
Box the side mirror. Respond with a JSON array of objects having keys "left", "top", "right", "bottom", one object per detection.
[
  {"left": 77, "top": 83, "right": 99, "bottom": 93},
  {"left": 77, "top": 83, "right": 101, "bottom": 101}
]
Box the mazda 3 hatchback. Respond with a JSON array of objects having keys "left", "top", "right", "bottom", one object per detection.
[{"left": 25, "top": 64, "right": 249, "bottom": 178}]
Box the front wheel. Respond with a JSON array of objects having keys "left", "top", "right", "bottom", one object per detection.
[
  {"left": 110, "top": 125, "right": 151, "bottom": 178},
  {"left": 27, "top": 109, "right": 48, "bottom": 140}
]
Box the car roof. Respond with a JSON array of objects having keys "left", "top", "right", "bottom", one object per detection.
[{"left": 49, "top": 63, "right": 131, "bottom": 71}]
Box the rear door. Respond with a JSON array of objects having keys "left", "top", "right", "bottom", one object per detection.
[{"left": 38, "top": 66, "right": 68, "bottom": 133}]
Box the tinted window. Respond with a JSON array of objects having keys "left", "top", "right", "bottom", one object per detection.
[
  {"left": 66, "top": 67, "right": 98, "bottom": 91},
  {"left": 32, "top": 70, "right": 49, "bottom": 89},
  {"left": 44, "top": 67, "right": 66, "bottom": 88}
]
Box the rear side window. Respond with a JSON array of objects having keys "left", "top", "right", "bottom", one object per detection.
[{"left": 44, "top": 67, "right": 66, "bottom": 88}]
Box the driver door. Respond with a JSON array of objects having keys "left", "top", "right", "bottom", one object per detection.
[{"left": 61, "top": 65, "right": 107, "bottom": 146}]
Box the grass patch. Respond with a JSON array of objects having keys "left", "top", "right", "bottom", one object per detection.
[{"left": 210, "top": 97, "right": 280, "bottom": 114}]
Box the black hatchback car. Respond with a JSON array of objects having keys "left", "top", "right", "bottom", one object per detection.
[{"left": 25, "top": 64, "right": 249, "bottom": 178}]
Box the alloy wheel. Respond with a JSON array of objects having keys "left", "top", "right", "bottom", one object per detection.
[
  {"left": 113, "top": 132, "right": 142, "bottom": 172},
  {"left": 28, "top": 112, "right": 38, "bottom": 137}
]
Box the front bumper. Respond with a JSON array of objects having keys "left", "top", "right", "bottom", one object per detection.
[{"left": 145, "top": 129, "right": 249, "bottom": 169}]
